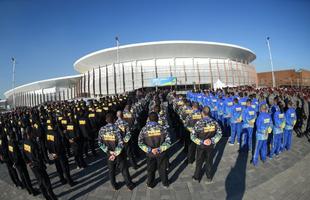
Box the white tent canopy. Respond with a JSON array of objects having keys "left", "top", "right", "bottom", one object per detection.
[{"left": 213, "top": 79, "right": 226, "bottom": 89}]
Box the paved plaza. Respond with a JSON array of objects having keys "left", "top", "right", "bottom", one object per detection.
[{"left": 0, "top": 135, "right": 309, "bottom": 200}]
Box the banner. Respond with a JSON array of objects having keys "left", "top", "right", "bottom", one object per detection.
[{"left": 152, "top": 77, "right": 176, "bottom": 86}]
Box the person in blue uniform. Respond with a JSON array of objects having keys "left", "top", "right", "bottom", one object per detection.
[
  {"left": 241, "top": 99, "right": 257, "bottom": 151},
  {"left": 283, "top": 101, "right": 297, "bottom": 151},
  {"left": 229, "top": 98, "right": 243, "bottom": 145},
  {"left": 252, "top": 104, "right": 273, "bottom": 166},
  {"left": 270, "top": 103, "right": 285, "bottom": 158}
]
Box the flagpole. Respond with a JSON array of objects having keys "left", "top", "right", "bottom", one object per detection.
[
  {"left": 115, "top": 36, "right": 120, "bottom": 94},
  {"left": 266, "top": 37, "right": 276, "bottom": 87},
  {"left": 11, "top": 57, "right": 16, "bottom": 109}
]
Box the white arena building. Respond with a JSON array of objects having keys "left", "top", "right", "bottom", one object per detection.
[{"left": 4, "top": 40, "right": 257, "bottom": 107}]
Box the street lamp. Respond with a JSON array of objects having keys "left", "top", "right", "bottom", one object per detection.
[
  {"left": 266, "top": 37, "right": 276, "bottom": 87},
  {"left": 11, "top": 57, "right": 16, "bottom": 109}
]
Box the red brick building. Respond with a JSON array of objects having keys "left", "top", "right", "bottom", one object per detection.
[{"left": 257, "top": 69, "right": 310, "bottom": 87}]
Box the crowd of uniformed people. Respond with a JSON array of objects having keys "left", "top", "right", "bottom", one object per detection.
[{"left": 0, "top": 86, "right": 309, "bottom": 199}]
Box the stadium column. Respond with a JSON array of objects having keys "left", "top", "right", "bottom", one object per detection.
[
  {"left": 169, "top": 62, "right": 172, "bottom": 90},
  {"left": 236, "top": 59, "right": 241, "bottom": 86},
  {"left": 224, "top": 60, "right": 228, "bottom": 85},
  {"left": 88, "top": 70, "right": 91, "bottom": 98},
  {"left": 209, "top": 59, "right": 214, "bottom": 89},
  {"left": 131, "top": 62, "right": 135, "bottom": 90},
  {"left": 34, "top": 93, "right": 37, "bottom": 106},
  {"left": 70, "top": 87, "right": 73, "bottom": 100},
  {"left": 229, "top": 60, "right": 235, "bottom": 86},
  {"left": 113, "top": 63, "right": 117, "bottom": 95},
  {"left": 140, "top": 64, "right": 144, "bottom": 90},
  {"left": 216, "top": 59, "right": 221, "bottom": 84},
  {"left": 122, "top": 63, "right": 125, "bottom": 93},
  {"left": 66, "top": 88, "right": 69, "bottom": 100},
  {"left": 99, "top": 66, "right": 102, "bottom": 96},
  {"left": 242, "top": 60, "right": 247, "bottom": 85},
  {"left": 155, "top": 58, "right": 158, "bottom": 91},
  {"left": 93, "top": 68, "right": 95, "bottom": 98},
  {"left": 183, "top": 61, "right": 188, "bottom": 91},
  {"left": 106, "top": 65, "right": 109, "bottom": 96},
  {"left": 83, "top": 73, "right": 86, "bottom": 98},
  {"left": 174, "top": 57, "right": 176, "bottom": 90}
]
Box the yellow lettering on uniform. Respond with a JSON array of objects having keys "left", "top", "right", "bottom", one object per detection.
[
  {"left": 185, "top": 109, "right": 193, "bottom": 114},
  {"left": 34, "top": 124, "right": 39, "bottom": 129},
  {"left": 119, "top": 125, "right": 125, "bottom": 132},
  {"left": 249, "top": 111, "right": 255, "bottom": 115},
  {"left": 236, "top": 107, "right": 242, "bottom": 111},
  {"left": 24, "top": 144, "right": 31, "bottom": 153},
  {"left": 47, "top": 134, "right": 55, "bottom": 142},
  {"left": 103, "top": 134, "right": 115, "bottom": 141},
  {"left": 103, "top": 107, "right": 109, "bottom": 110},
  {"left": 124, "top": 113, "right": 132, "bottom": 118},
  {"left": 96, "top": 109, "right": 102, "bottom": 113},
  {"left": 147, "top": 129, "right": 161, "bottom": 137},
  {"left": 47, "top": 125, "right": 53, "bottom": 130},
  {"left": 203, "top": 125, "right": 216, "bottom": 133},
  {"left": 108, "top": 103, "right": 112, "bottom": 106},
  {"left": 61, "top": 120, "right": 67, "bottom": 125},
  {"left": 192, "top": 114, "right": 202, "bottom": 120},
  {"left": 241, "top": 102, "right": 246, "bottom": 105},
  {"left": 47, "top": 120, "right": 51, "bottom": 124},
  {"left": 67, "top": 125, "right": 74, "bottom": 131},
  {"left": 228, "top": 102, "right": 233, "bottom": 106},
  {"left": 279, "top": 114, "right": 284, "bottom": 118},
  {"left": 79, "top": 120, "right": 86, "bottom": 125},
  {"left": 264, "top": 118, "right": 270, "bottom": 124},
  {"left": 8, "top": 145, "right": 14, "bottom": 152},
  {"left": 88, "top": 113, "right": 95, "bottom": 118},
  {"left": 58, "top": 117, "right": 63, "bottom": 121}
]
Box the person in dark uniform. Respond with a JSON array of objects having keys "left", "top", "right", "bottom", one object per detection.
[
  {"left": 98, "top": 113, "right": 134, "bottom": 190},
  {"left": 31, "top": 115, "right": 50, "bottom": 164},
  {"left": 45, "top": 118, "right": 77, "bottom": 186},
  {"left": 191, "top": 106, "right": 222, "bottom": 182},
  {"left": 64, "top": 115, "right": 87, "bottom": 169},
  {"left": 138, "top": 112, "right": 171, "bottom": 188},
  {"left": 184, "top": 103, "right": 202, "bottom": 164},
  {"left": 87, "top": 105, "right": 98, "bottom": 156},
  {"left": 0, "top": 125, "right": 23, "bottom": 188},
  {"left": 77, "top": 109, "right": 94, "bottom": 157},
  {"left": 115, "top": 110, "right": 138, "bottom": 169},
  {"left": 7, "top": 130, "right": 40, "bottom": 196},
  {"left": 22, "top": 127, "right": 58, "bottom": 200}
]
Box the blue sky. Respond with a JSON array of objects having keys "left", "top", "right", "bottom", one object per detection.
[{"left": 0, "top": 0, "right": 309, "bottom": 98}]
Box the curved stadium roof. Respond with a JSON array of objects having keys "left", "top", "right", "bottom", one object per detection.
[
  {"left": 4, "top": 75, "right": 82, "bottom": 98},
  {"left": 74, "top": 40, "right": 256, "bottom": 73}
]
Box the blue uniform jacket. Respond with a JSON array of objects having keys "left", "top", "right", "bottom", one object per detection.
[
  {"left": 256, "top": 112, "right": 273, "bottom": 140},
  {"left": 242, "top": 106, "right": 257, "bottom": 128},
  {"left": 285, "top": 108, "right": 296, "bottom": 130},
  {"left": 230, "top": 103, "right": 243, "bottom": 124}
]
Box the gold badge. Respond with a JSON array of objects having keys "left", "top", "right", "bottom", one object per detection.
[
  {"left": 67, "top": 125, "right": 74, "bottom": 131},
  {"left": 47, "top": 134, "right": 55, "bottom": 142},
  {"left": 24, "top": 144, "right": 31, "bottom": 153}
]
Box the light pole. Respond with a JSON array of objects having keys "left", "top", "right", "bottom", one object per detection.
[
  {"left": 266, "top": 37, "right": 276, "bottom": 87},
  {"left": 115, "top": 36, "right": 120, "bottom": 94},
  {"left": 11, "top": 57, "right": 16, "bottom": 109}
]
